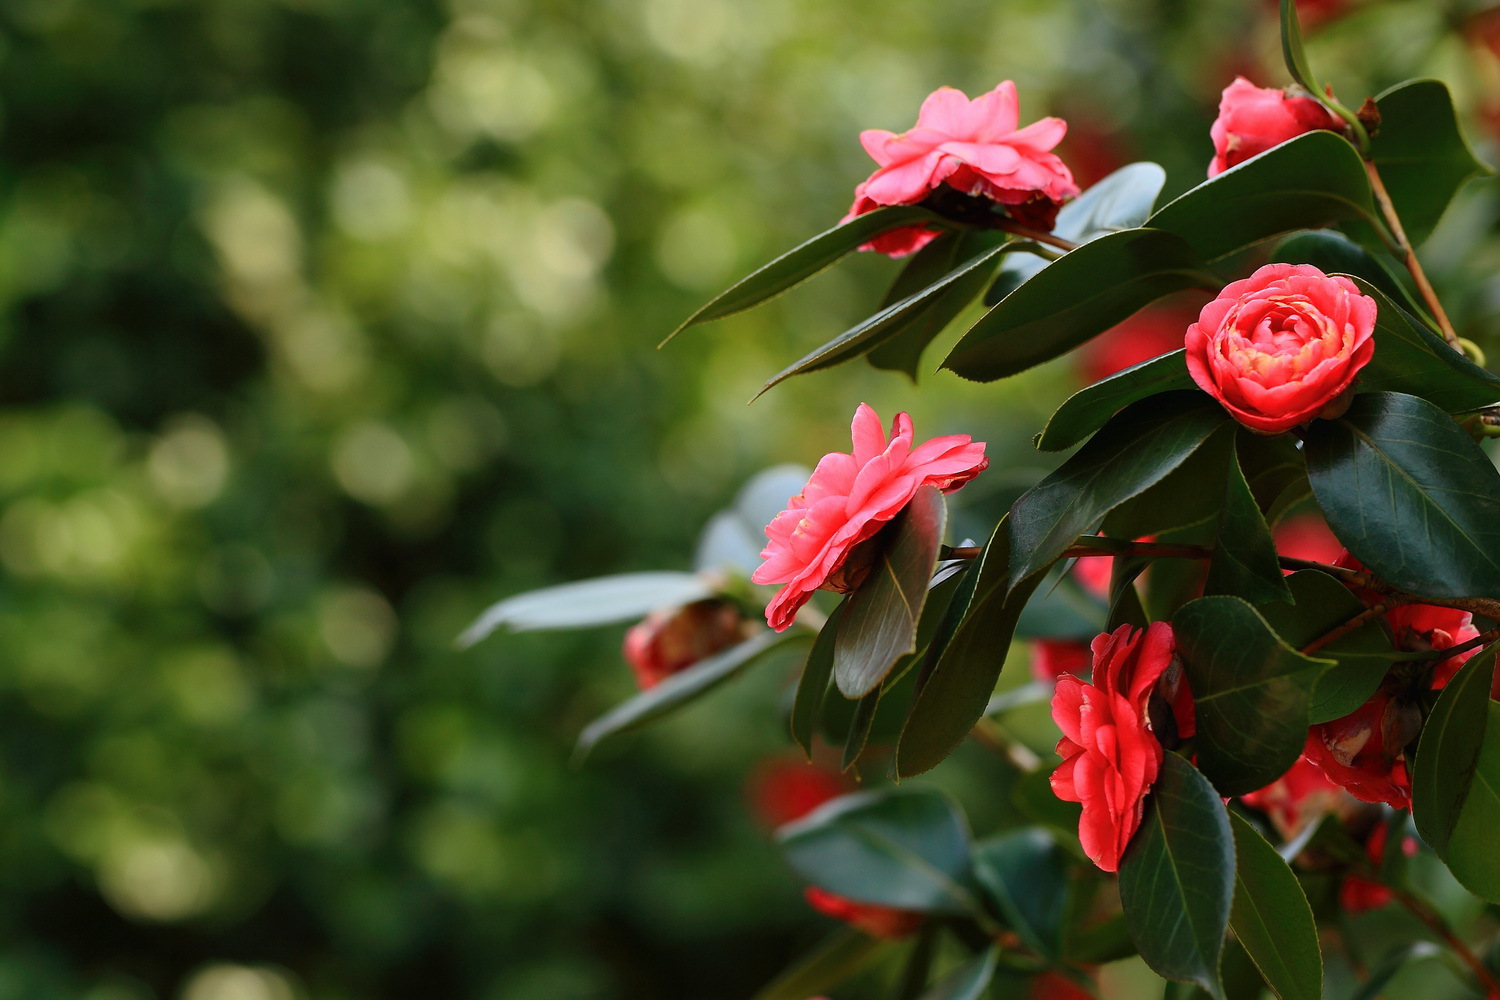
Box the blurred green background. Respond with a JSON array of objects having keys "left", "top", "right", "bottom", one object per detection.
[{"left": 2, "top": 0, "right": 1499, "bottom": 997}]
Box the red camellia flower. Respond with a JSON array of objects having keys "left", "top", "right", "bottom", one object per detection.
[
  {"left": 1208, "top": 77, "right": 1344, "bottom": 177},
  {"left": 621, "top": 599, "right": 747, "bottom": 689},
  {"left": 1339, "top": 822, "right": 1418, "bottom": 913},
  {"left": 803, "top": 886, "right": 924, "bottom": 939},
  {"left": 1051, "top": 621, "right": 1192, "bottom": 872},
  {"left": 1030, "top": 639, "right": 1093, "bottom": 683},
  {"left": 1185, "top": 263, "right": 1377, "bottom": 434},
  {"left": 745, "top": 757, "right": 847, "bottom": 829},
  {"left": 1304, "top": 688, "right": 1415, "bottom": 809},
  {"left": 1241, "top": 753, "right": 1351, "bottom": 840},
  {"left": 1386, "top": 603, "right": 1482, "bottom": 689},
  {"left": 752, "top": 404, "right": 988, "bottom": 632},
  {"left": 844, "top": 82, "right": 1080, "bottom": 256}
]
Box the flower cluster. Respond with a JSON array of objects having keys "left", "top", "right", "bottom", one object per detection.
[
  {"left": 844, "top": 82, "right": 1080, "bottom": 256},
  {"left": 752, "top": 403, "right": 988, "bottom": 632}
]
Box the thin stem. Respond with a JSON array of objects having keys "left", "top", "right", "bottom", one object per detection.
[
  {"left": 990, "top": 218, "right": 1081, "bottom": 252},
  {"left": 1391, "top": 887, "right": 1500, "bottom": 998},
  {"left": 1407, "top": 626, "right": 1500, "bottom": 662},
  {"left": 1303, "top": 599, "right": 1409, "bottom": 656},
  {"left": 1364, "top": 159, "right": 1464, "bottom": 353}
]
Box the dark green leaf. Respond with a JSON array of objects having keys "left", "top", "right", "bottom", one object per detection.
[
  {"left": 1306, "top": 392, "right": 1500, "bottom": 601},
  {"left": 1228, "top": 811, "right": 1323, "bottom": 1000},
  {"left": 458, "top": 571, "right": 715, "bottom": 645},
  {"left": 835, "top": 486, "right": 947, "bottom": 697},
  {"left": 1014, "top": 573, "right": 1106, "bottom": 641},
  {"left": 971, "top": 828, "right": 1068, "bottom": 959},
  {"left": 1441, "top": 698, "right": 1500, "bottom": 901},
  {"left": 1011, "top": 768, "right": 1084, "bottom": 848},
  {"left": 1346, "top": 943, "right": 1443, "bottom": 1000},
  {"left": 870, "top": 233, "right": 1005, "bottom": 379},
  {"left": 1204, "top": 440, "right": 1293, "bottom": 604},
  {"left": 1257, "top": 572, "right": 1395, "bottom": 724},
  {"left": 1149, "top": 131, "right": 1378, "bottom": 263},
  {"left": 1368, "top": 79, "right": 1491, "bottom": 247},
  {"left": 1102, "top": 424, "right": 1232, "bottom": 539},
  {"left": 777, "top": 788, "right": 977, "bottom": 914},
  {"left": 750, "top": 928, "right": 887, "bottom": 1000},
  {"left": 1175, "top": 596, "right": 1332, "bottom": 795},
  {"left": 1412, "top": 644, "right": 1499, "bottom": 858},
  {"left": 1119, "top": 753, "right": 1235, "bottom": 1000},
  {"left": 1352, "top": 280, "right": 1500, "bottom": 413},
  {"left": 987, "top": 162, "right": 1168, "bottom": 304},
  {"left": 791, "top": 603, "right": 843, "bottom": 757},
  {"left": 576, "top": 631, "right": 801, "bottom": 758},
  {"left": 1008, "top": 393, "right": 1228, "bottom": 589},
  {"left": 1270, "top": 230, "right": 1420, "bottom": 316},
  {"left": 1279, "top": 0, "right": 1322, "bottom": 95},
  {"left": 942, "top": 229, "right": 1213, "bottom": 382},
  {"left": 1036, "top": 350, "right": 1195, "bottom": 452},
  {"left": 665, "top": 205, "right": 947, "bottom": 341},
  {"left": 916, "top": 947, "right": 997, "bottom": 1000},
  {"left": 895, "top": 519, "right": 1045, "bottom": 777},
  {"left": 894, "top": 924, "right": 938, "bottom": 1000},
  {"left": 759, "top": 244, "right": 1012, "bottom": 395},
  {"left": 841, "top": 686, "right": 881, "bottom": 773}
]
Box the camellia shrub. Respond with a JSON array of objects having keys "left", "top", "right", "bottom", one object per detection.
[{"left": 465, "top": 3, "right": 1500, "bottom": 998}]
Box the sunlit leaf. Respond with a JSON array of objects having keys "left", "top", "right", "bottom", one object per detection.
[{"left": 458, "top": 572, "right": 716, "bottom": 646}]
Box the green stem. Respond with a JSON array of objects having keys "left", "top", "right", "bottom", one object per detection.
[{"left": 1364, "top": 159, "right": 1464, "bottom": 354}]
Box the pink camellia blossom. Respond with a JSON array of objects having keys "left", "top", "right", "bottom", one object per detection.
[
  {"left": 1051, "top": 622, "right": 1192, "bottom": 872},
  {"left": 1209, "top": 77, "right": 1345, "bottom": 177},
  {"left": 1185, "top": 263, "right": 1377, "bottom": 434},
  {"left": 752, "top": 404, "right": 988, "bottom": 632},
  {"left": 843, "top": 82, "right": 1080, "bottom": 256},
  {"left": 621, "top": 599, "right": 746, "bottom": 689}
]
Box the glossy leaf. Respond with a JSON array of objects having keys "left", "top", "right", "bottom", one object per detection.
[
  {"left": 894, "top": 519, "right": 1044, "bottom": 777},
  {"left": 1119, "top": 753, "right": 1234, "bottom": 1000},
  {"left": 1368, "top": 79, "right": 1491, "bottom": 247},
  {"left": 987, "top": 161, "right": 1168, "bottom": 304},
  {"left": 777, "top": 788, "right": 977, "bottom": 914},
  {"left": 750, "top": 928, "right": 886, "bottom": 1000},
  {"left": 1175, "top": 596, "right": 1332, "bottom": 795},
  {"left": 1306, "top": 392, "right": 1500, "bottom": 601},
  {"left": 791, "top": 603, "right": 843, "bottom": 757},
  {"left": 759, "top": 244, "right": 1012, "bottom": 395},
  {"left": 834, "top": 486, "right": 947, "bottom": 697},
  {"left": 916, "top": 948, "right": 997, "bottom": 1000},
  {"left": 1352, "top": 280, "right": 1500, "bottom": 414},
  {"left": 1203, "top": 441, "right": 1292, "bottom": 605},
  {"left": 1442, "top": 700, "right": 1500, "bottom": 902},
  {"left": 1257, "top": 571, "right": 1394, "bottom": 723},
  {"left": 1228, "top": 811, "right": 1323, "bottom": 1000},
  {"left": 1102, "top": 424, "right": 1232, "bottom": 540},
  {"left": 1278, "top": 0, "right": 1321, "bottom": 96},
  {"left": 575, "top": 631, "right": 801, "bottom": 758},
  {"left": 1412, "top": 645, "right": 1499, "bottom": 858},
  {"left": 971, "top": 828, "right": 1068, "bottom": 960},
  {"left": 1035, "top": 350, "right": 1195, "bottom": 452},
  {"left": 1011, "top": 769, "right": 1084, "bottom": 848},
  {"left": 1007, "top": 393, "right": 1227, "bottom": 589},
  {"left": 942, "top": 229, "right": 1213, "bottom": 382},
  {"left": 869, "top": 232, "right": 1007, "bottom": 378},
  {"left": 841, "top": 686, "right": 882, "bottom": 773},
  {"left": 664, "top": 205, "right": 946, "bottom": 341},
  {"left": 458, "top": 571, "right": 715, "bottom": 645},
  {"left": 1149, "top": 131, "right": 1378, "bottom": 263}
]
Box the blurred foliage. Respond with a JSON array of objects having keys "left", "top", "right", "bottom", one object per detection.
[{"left": 0, "top": 0, "right": 1498, "bottom": 997}]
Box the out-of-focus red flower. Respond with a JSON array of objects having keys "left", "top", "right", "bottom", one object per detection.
[
  {"left": 753, "top": 404, "right": 987, "bottom": 631},
  {"left": 1241, "top": 753, "right": 1351, "bottom": 840},
  {"left": 1274, "top": 514, "right": 1344, "bottom": 571},
  {"left": 1030, "top": 639, "right": 1092, "bottom": 683},
  {"left": 621, "top": 599, "right": 746, "bottom": 689},
  {"left": 843, "top": 82, "right": 1081, "bottom": 256},
  {"left": 1339, "top": 822, "right": 1417, "bottom": 913},
  {"left": 1078, "top": 304, "right": 1199, "bottom": 385},
  {"left": 1051, "top": 622, "right": 1191, "bottom": 871},
  {"left": 1208, "top": 77, "right": 1345, "bottom": 177},
  {"left": 746, "top": 758, "right": 847, "bottom": 829},
  {"left": 1304, "top": 689, "right": 1415, "bottom": 809},
  {"left": 803, "top": 886, "right": 924, "bottom": 939}
]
